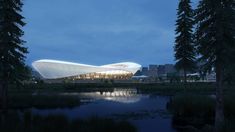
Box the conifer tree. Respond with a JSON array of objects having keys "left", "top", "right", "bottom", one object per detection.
[
  {"left": 0, "top": 0, "right": 28, "bottom": 110},
  {"left": 174, "top": 0, "right": 196, "bottom": 84},
  {"left": 195, "top": 0, "right": 235, "bottom": 131}
]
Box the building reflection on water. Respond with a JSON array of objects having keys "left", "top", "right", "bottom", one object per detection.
[
  {"left": 77, "top": 88, "right": 149, "bottom": 103},
  {"left": 27, "top": 88, "right": 173, "bottom": 132}
]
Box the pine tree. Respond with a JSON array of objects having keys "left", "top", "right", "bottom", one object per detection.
[
  {"left": 0, "top": 0, "right": 28, "bottom": 110},
  {"left": 174, "top": 0, "right": 196, "bottom": 84},
  {"left": 195, "top": 0, "right": 235, "bottom": 131}
]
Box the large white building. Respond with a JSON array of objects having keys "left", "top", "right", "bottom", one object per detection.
[{"left": 32, "top": 59, "right": 141, "bottom": 80}]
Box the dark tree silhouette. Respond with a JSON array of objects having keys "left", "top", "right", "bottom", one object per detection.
[
  {"left": 0, "top": 0, "right": 28, "bottom": 110},
  {"left": 195, "top": 0, "right": 235, "bottom": 131},
  {"left": 174, "top": 0, "right": 196, "bottom": 84}
]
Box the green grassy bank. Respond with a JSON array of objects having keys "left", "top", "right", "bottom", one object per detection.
[
  {"left": 0, "top": 112, "right": 136, "bottom": 132},
  {"left": 9, "top": 82, "right": 235, "bottom": 94},
  {"left": 168, "top": 93, "right": 235, "bottom": 132}
]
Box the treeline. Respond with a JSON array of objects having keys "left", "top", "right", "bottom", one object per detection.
[{"left": 174, "top": 0, "right": 235, "bottom": 131}]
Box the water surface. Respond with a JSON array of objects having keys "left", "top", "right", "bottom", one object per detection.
[{"left": 30, "top": 88, "right": 175, "bottom": 132}]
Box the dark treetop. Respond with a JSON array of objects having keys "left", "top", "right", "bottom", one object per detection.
[
  {"left": 174, "top": 0, "right": 196, "bottom": 77},
  {"left": 0, "top": 0, "right": 28, "bottom": 83}
]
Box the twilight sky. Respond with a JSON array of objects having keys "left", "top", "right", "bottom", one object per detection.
[{"left": 22, "top": 0, "right": 198, "bottom": 66}]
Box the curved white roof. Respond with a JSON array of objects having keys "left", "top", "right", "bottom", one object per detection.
[{"left": 32, "top": 59, "right": 141, "bottom": 79}]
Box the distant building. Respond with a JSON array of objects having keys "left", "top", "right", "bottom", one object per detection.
[
  {"left": 134, "top": 70, "right": 142, "bottom": 76},
  {"left": 148, "top": 65, "right": 158, "bottom": 77},
  {"left": 158, "top": 65, "right": 166, "bottom": 76},
  {"left": 164, "top": 64, "right": 176, "bottom": 74},
  {"left": 135, "top": 64, "right": 176, "bottom": 78},
  {"left": 141, "top": 67, "right": 149, "bottom": 76}
]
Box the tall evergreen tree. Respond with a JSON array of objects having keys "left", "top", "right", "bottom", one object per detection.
[
  {"left": 0, "top": 0, "right": 28, "bottom": 110},
  {"left": 195, "top": 0, "right": 235, "bottom": 131},
  {"left": 174, "top": 0, "right": 196, "bottom": 84}
]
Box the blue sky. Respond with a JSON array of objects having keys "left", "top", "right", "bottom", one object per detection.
[{"left": 23, "top": 0, "right": 198, "bottom": 66}]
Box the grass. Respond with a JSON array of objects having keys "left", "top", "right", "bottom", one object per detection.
[
  {"left": 10, "top": 82, "right": 235, "bottom": 94},
  {"left": 221, "top": 119, "right": 235, "bottom": 132},
  {"left": 168, "top": 93, "right": 235, "bottom": 132},
  {"left": 0, "top": 111, "right": 137, "bottom": 132},
  {"left": 136, "top": 82, "right": 217, "bottom": 95},
  {"left": 168, "top": 94, "right": 215, "bottom": 128},
  {"left": 7, "top": 94, "right": 81, "bottom": 109}
]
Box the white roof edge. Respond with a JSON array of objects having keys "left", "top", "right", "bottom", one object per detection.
[
  {"left": 33, "top": 59, "right": 97, "bottom": 67},
  {"left": 33, "top": 59, "right": 141, "bottom": 68}
]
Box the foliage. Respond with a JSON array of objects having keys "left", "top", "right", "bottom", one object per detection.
[
  {"left": 168, "top": 93, "right": 235, "bottom": 131},
  {"left": 195, "top": 0, "right": 235, "bottom": 72},
  {"left": 0, "top": 0, "right": 28, "bottom": 83},
  {"left": 195, "top": 0, "right": 235, "bottom": 129},
  {"left": 8, "top": 82, "right": 235, "bottom": 96},
  {"left": 174, "top": 0, "right": 196, "bottom": 80},
  {"left": 0, "top": 112, "right": 137, "bottom": 132},
  {"left": 7, "top": 94, "right": 81, "bottom": 109}
]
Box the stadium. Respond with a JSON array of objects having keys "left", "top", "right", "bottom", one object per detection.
[{"left": 32, "top": 59, "right": 141, "bottom": 80}]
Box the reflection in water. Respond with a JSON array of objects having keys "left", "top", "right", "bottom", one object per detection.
[
  {"left": 1, "top": 88, "right": 175, "bottom": 132},
  {"left": 36, "top": 89, "right": 174, "bottom": 132},
  {"left": 79, "top": 88, "right": 148, "bottom": 103}
]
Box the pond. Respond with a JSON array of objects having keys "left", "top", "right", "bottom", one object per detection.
[
  {"left": 1, "top": 88, "right": 177, "bottom": 132},
  {"left": 32, "top": 88, "right": 175, "bottom": 132},
  {"left": 2, "top": 87, "right": 234, "bottom": 132}
]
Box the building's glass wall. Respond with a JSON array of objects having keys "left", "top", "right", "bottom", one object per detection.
[{"left": 67, "top": 71, "right": 133, "bottom": 80}]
